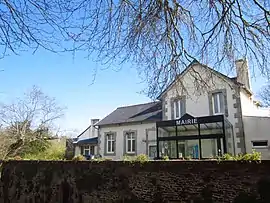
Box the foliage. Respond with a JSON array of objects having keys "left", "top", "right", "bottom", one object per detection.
[
  {"left": 162, "top": 155, "right": 169, "bottom": 161},
  {"left": 92, "top": 157, "right": 113, "bottom": 162},
  {"left": 0, "top": 86, "right": 65, "bottom": 159},
  {"left": 134, "top": 154, "right": 149, "bottom": 163},
  {"left": 122, "top": 154, "right": 149, "bottom": 163},
  {"left": 219, "top": 150, "right": 261, "bottom": 161},
  {"left": 72, "top": 155, "right": 86, "bottom": 161},
  {"left": 123, "top": 154, "right": 133, "bottom": 162},
  {"left": 22, "top": 140, "right": 65, "bottom": 160}
]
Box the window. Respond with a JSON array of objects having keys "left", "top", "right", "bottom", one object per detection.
[
  {"left": 126, "top": 132, "right": 136, "bottom": 154},
  {"left": 252, "top": 140, "right": 268, "bottom": 148},
  {"left": 149, "top": 145, "right": 157, "bottom": 158},
  {"left": 212, "top": 92, "right": 224, "bottom": 115},
  {"left": 83, "top": 146, "right": 90, "bottom": 156},
  {"left": 106, "top": 133, "right": 115, "bottom": 153},
  {"left": 90, "top": 146, "right": 95, "bottom": 155},
  {"left": 174, "top": 99, "right": 184, "bottom": 119}
]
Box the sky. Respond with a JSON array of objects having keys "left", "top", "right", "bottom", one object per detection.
[
  {"left": 0, "top": 49, "right": 267, "bottom": 136},
  {"left": 0, "top": 49, "right": 151, "bottom": 135}
]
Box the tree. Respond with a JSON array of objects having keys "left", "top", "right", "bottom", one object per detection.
[
  {"left": 0, "top": 86, "right": 65, "bottom": 158},
  {"left": 258, "top": 84, "right": 270, "bottom": 107},
  {"left": 1, "top": 1, "right": 270, "bottom": 97}
]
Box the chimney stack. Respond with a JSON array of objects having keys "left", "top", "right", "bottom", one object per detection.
[
  {"left": 90, "top": 119, "right": 99, "bottom": 138},
  {"left": 235, "top": 59, "right": 251, "bottom": 90}
]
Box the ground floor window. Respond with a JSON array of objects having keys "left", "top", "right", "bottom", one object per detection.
[
  {"left": 90, "top": 145, "right": 95, "bottom": 155},
  {"left": 106, "top": 133, "right": 115, "bottom": 154},
  {"left": 83, "top": 146, "right": 90, "bottom": 156},
  {"left": 126, "top": 132, "right": 136, "bottom": 153},
  {"left": 149, "top": 145, "right": 157, "bottom": 158}
]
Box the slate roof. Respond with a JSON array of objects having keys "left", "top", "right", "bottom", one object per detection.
[
  {"left": 96, "top": 101, "right": 162, "bottom": 126},
  {"left": 73, "top": 137, "right": 98, "bottom": 145}
]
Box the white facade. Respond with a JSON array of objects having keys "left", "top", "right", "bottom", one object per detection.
[
  {"left": 243, "top": 116, "right": 270, "bottom": 160},
  {"left": 99, "top": 122, "right": 157, "bottom": 160},
  {"left": 161, "top": 63, "right": 241, "bottom": 154}
]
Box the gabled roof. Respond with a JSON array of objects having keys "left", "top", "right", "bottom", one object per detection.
[
  {"left": 77, "top": 126, "right": 90, "bottom": 138},
  {"left": 96, "top": 101, "right": 162, "bottom": 126},
  {"left": 157, "top": 60, "right": 252, "bottom": 99}
]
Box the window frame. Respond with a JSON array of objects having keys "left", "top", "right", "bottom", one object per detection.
[
  {"left": 106, "top": 133, "right": 115, "bottom": 154},
  {"left": 212, "top": 92, "right": 224, "bottom": 115},
  {"left": 90, "top": 145, "right": 95, "bottom": 155},
  {"left": 251, "top": 140, "right": 268, "bottom": 148},
  {"left": 148, "top": 145, "right": 157, "bottom": 158},
  {"left": 174, "top": 99, "right": 181, "bottom": 119},
  {"left": 126, "top": 131, "right": 136, "bottom": 154},
  {"left": 83, "top": 145, "right": 90, "bottom": 156}
]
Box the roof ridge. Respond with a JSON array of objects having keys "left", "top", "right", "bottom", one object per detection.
[{"left": 117, "top": 101, "right": 160, "bottom": 109}]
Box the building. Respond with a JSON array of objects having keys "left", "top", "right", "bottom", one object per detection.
[
  {"left": 75, "top": 59, "right": 270, "bottom": 160},
  {"left": 72, "top": 119, "right": 100, "bottom": 159}
]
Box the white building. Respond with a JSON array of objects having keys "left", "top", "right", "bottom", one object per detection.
[{"left": 75, "top": 59, "right": 270, "bottom": 160}]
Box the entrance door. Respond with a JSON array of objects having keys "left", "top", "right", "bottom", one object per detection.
[{"left": 178, "top": 143, "right": 185, "bottom": 158}]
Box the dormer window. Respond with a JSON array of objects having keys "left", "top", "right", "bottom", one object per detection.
[{"left": 212, "top": 92, "right": 224, "bottom": 115}]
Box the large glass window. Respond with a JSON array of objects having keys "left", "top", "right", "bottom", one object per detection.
[
  {"left": 177, "top": 140, "right": 200, "bottom": 159},
  {"left": 158, "top": 127, "right": 176, "bottom": 137},
  {"left": 201, "top": 139, "right": 218, "bottom": 158},
  {"left": 159, "top": 140, "right": 177, "bottom": 158}
]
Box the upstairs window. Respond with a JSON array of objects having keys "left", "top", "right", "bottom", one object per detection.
[
  {"left": 212, "top": 92, "right": 224, "bottom": 115},
  {"left": 173, "top": 99, "right": 185, "bottom": 119}
]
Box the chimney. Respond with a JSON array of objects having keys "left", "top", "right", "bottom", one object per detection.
[
  {"left": 90, "top": 119, "right": 99, "bottom": 138},
  {"left": 235, "top": 59, "right": 251, "bottom": 90}
]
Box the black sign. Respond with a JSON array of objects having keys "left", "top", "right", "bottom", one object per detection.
[{"left": 176, "top": 113, "right": 197, "bottom": 125}]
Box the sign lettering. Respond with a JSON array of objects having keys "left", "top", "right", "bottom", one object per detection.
[{"left": 176, "top": 118, "right": 197, "bottom": 125}]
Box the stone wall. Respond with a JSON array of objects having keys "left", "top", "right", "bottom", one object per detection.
[{"left": 1, "top": 160, "right": 270, "bottom": 203}]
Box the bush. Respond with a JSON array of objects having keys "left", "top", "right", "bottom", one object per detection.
[
  {"left": 72, "top": 155, "right": 85, "bottom": 161},
  {"left": 22, "top": 141, "right": 65, "bottom": 160},
  {"left": 123, "top": 155, "right": 133, "bottom": 162},
  {"left": 162, "top": 155, "right": 169, "bottom": 161},
  {"left": 219, "top": 149, "right": 261, "bottom": 161},
  {"left": 134, "top": 154, "right": 149, "bottom": 163}
]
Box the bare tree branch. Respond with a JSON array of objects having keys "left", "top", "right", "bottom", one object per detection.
[
  {"left": 0, "top": 85, "right": 65, "bottom": 158},
  {"left": 0, "top": 1, "right": 269, "bottom": 98}
]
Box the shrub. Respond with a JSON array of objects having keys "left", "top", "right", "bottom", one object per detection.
[
  {"left": 162, "top": 155, "right": 169, "bottom": 161},
  {"left": 134, "top": 154, "right": 149, "bottom": 163},
  {"left": 22, "top": 141, "right": 65, "bottom": 160},
  {"left": 219, "top": 149, "right": 261, "bottom": 161},
  {"left": 92, "top": 157, "right": 112, "bottom": 162},
  {"left": 123, "top": 155, "right": 133, "bottom": 162},
  {"left": 72, "top": 155, "right": 85, "bottom": 161}
]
